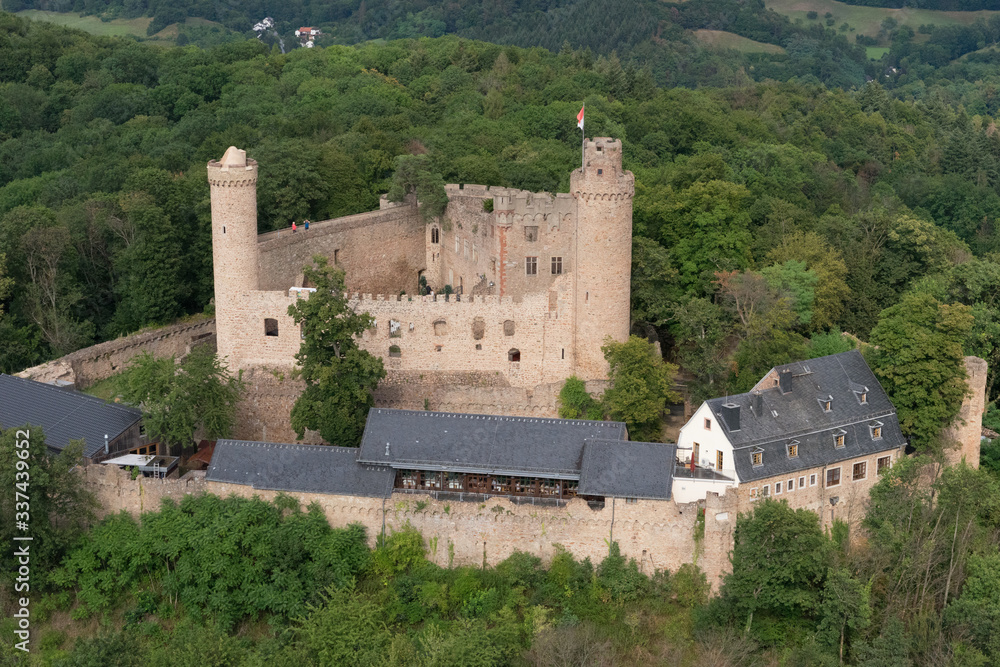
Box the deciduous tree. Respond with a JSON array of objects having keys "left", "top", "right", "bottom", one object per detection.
[
  {"left": 867, "top": 292, "right": 974, "bottom": 453},
  {"left": 601, "top": 335, "right": 680, "bottom": 442},
  {"left": 287, "top": 256, "right": 386, "bottom": 445}
]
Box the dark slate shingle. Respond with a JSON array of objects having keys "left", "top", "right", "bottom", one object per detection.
[
  {"left": 578, "top": 439, "right": 676, "bottom": 500},
  {"left": 207, "top": 440, "right": 395, "bottom": 498},
  {"left": 0, "top": 374, "right": 141, "bottom": 459},
  {"left": 358, "top": 408, "right": 628, "bottom": 478},
  {"left": 703, "top": 351, "right": 906, "bottom": 483}
]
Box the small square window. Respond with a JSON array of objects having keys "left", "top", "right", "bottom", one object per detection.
[
  {"left": 475, "top": 344, "right": 482, "bottom": 350},
  {"left": 435, "top": 345, "right": 443, "bottom": 352},
  {"left": 775, "top": 482, "right": 782, "bottom": 495},
  {"left": 704, "top": 418, "right": 711, "bottom": 431},
  {"left": 750, "top": 487, "right": 758, "bottom": 500},
  {"left": 625, "top": 497, "right": 638, "bottom": 504},
  {"left": 787, "top": 442, "right": 798, "bottom": 458},
  {"left": 877, "top": 456, "right": 891, "bottom": 474},
  {"left": 551, "top": 256, "right": 563, "bottom": 274},
  {"left": 871, "top": 425, "right": 882, "bottom": 440},
  {"left": 751, "top": 451, "right": 763, "bottom": 467},
  {"left": 853, "top": 461, "right": 867, "bottom": 481},
  {"left": 788, "top": 478, "right": 794, "bottom": 491},
  {"left": 810, "top": 474, "right": 817, "bottom": 487},
  {"left": 597, "top": 168, "right": 603, "bottom": 175},
  {"left": 524, "top": 226, "right": 538, "bottom": 242},
  {"left": 798, "top": 476, "right": 806, "bottom": 488},
  {"left": 761, "top": 485, "right": 770, "bottom": 497},
  {"left": 525, "top": 256, "right": 537, "bottom": 276},
  {"left": 826, "top": 468, "right": 841, "bottom": 487}
]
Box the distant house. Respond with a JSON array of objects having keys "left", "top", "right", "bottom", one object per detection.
[
  {"left": 295, "top": 26, "right": 322, "bottom": 46},
  {"left": 207, "top": 409, "right": 677, "bottom": 504},
  {"left": 0, "top": 373, "right": 143, "bottom": 464},
  {"left": 674, "top": 350, "right": 905, "bottom": 523}
]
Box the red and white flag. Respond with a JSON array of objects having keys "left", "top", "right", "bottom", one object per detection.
[{"left": 577, "top": 105, "right": 584, "bottom": 130}]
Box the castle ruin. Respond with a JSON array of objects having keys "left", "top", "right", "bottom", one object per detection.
[{"left": 208, "top": 141, "right": 634, "bottom": 436}]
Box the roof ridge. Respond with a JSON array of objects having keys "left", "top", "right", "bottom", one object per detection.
[{"left": 371, "top": 406, "right": 625, "bottom": 428}]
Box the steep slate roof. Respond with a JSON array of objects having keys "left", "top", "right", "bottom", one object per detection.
[
  {"left": 578, "top": 439, "right": 676, "bottom": 500},
  {"left": 207, "top": 440, "right": 395, "bottom": 498},
  {"left": 704, "top": 350, "right": 905, "bottom": 483},
  {"left": 358, "top": 408, "right": 628, "bottom": 479},
  {"left": 0, "top": 373, "right": 142, "bottom": 459}
]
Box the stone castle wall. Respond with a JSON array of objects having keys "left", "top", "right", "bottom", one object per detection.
[
  {"left": 16, "top": 318, "right": 216, "bottom": 388},
  {"left": 80, "top": 463, "right": 739, "bottom": 589},
  {"left": 256, "top": 201, "right": 424, "bottom": 296}
]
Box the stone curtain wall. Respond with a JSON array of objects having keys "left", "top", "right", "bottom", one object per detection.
[
  {"left": 16, "top": 318, "right": 216, "bottom": 388},
  {"left": 256, "top": 201, "right": 425, "bottom": 297},
  {"left": 80, "top": 463, "right": 737, "bottom": 589}
]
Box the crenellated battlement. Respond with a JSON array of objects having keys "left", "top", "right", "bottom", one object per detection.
[{"left": 346, "top": 293, "right": 515, "bottom": 308}]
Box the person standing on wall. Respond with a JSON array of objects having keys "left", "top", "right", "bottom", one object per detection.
[
  {"left": 292, "top": 221, "right": 297, "bottom": 233},
  {"left": 304, "top": 219, "right": 310, "bottom": 231}
]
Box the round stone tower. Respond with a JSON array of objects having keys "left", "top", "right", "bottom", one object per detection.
[
  {"left": 207, "top": 146, "right": 259, "bottom": 364},
  {"left": 570, "top": 138, "right": 635, "bottom": 380}
]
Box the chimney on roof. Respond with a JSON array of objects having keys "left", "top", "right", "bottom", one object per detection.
[
  {"left": 752, "top": 391, "right": 763, "bottom": 417},
  {"left": 779, "top": 369, "right": 793, "bottom": 394},
  {"left": 104, "top": 434, "right": 109, "bottom": 454},
  {"left": 720, "top": 402, "right": 740, "bottom": 431}
]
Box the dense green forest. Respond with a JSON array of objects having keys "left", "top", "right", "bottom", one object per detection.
[
  {"left": 841, "top": 0, "right": 997, "bottom": 10},
  {"left": 1, "top": 10, "right": 999, "bottom": 418},
  {"left": 3, "top": 426, "right": 1000, "bottom": 665}
]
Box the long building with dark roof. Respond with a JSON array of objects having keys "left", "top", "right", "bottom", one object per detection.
[{"left": 207, "top": 409, "right": 676, "bottom": 503}]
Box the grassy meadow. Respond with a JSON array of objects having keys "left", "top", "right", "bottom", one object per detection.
[{"left": 766, "top": 0, "right": 1000, "bottom": 39}]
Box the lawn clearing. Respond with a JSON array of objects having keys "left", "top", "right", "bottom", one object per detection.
[
  {"left": 693, "top": 30, "right": 786, "bottom": 54},
  {"left": 15, "top": 9, "right": 154, "bottom": 39},
  {"left": 766, "top": 0, "right": 1000, "bottom": 40},
  {"left": 866, "top": 46, "right": 889, "bottom": 60}
]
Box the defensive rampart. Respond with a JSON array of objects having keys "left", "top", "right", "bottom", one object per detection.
[
  {"left": 80, "top": 463, "right": 739, "bottom": 589},
  {"left": 16, "top": 318, "right": 216, "bottom": 388}
]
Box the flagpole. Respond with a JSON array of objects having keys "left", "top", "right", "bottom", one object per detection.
[{"left": 580, "top": 103, "right": 585, "bottom": 170}]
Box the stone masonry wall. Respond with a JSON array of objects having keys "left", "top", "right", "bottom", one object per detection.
[
  {"left": 81, "top": 463, "right": 738, "bottom": 588},
  {"left": 942, "top": 356, "right": 988, "bottom": 468},
  {"left": 256, "top": 202, "right": 424, "bottom": 296},
  {"left": 16, "top": 318, "right": 216, "bottom": 388},
  {"left": 222, "top": 289, "right": 574, "bottom": 388}
]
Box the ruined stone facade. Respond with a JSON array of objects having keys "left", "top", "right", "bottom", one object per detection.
[
  {"left": 942, "top": 356, "right": 988, "bottom": 468},
  {"left": 209, "top": 139, "right": 633, "bottom": 399}
]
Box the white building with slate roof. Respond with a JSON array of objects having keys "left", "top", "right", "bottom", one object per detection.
[{"left": 673, "top": 351, "right": 906, "bottom": 511}]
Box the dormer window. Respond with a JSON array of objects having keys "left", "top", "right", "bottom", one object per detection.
[
  {"left": 854, "top": 387, "right": 869, "bottom": 405},
  {"left": 870, "top": 421, "right": 883, "bottom": 440},
  {"left": 818, "top": 395, "right": 832, "bottom": 412},
  {"left": 751, "top": 447, "right": 764, "bottom": 467},
  {"left": 786, "top": 441, "right": 799, "bottom": 459},
  {"left": 833, "top": 429, "right": 846, "bottom": 449}
]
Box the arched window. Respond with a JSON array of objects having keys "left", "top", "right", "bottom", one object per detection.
[
  {"left": 508, "top": 348, "right": 520, "bottom": 362},
  {"left": 431, "top": 227, "right": 439, "bottom": 244},
  {"left": 472, "top": 317, "right": 485, "bottom": 340},
  {"left": 433, "top": 320, "right": 448, "bottom": 336}
]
